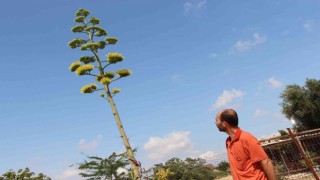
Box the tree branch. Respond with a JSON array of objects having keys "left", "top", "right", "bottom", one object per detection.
[
  {"left": 95, "top": 88, "right": 104, "bottom": 91},
  {"left": 85, "top": 73, "right": 97, "bottom": 77},
  {"left": 90, "top": 29, "right": 95, "bottom": 42},
  {"left": 111, "top": 77, "right": 122, "bottom": 83},
  {"left": 91, "top": 49, "right": 104, "bottom": 75},
  {"left": 102, "top": 63, "right": 111, "bottom": 71},
  {"left": 80, "top": 21, "right": 88, "bottom": 27},
  {"left": 87, "top": 31, "right": 104, "bottom": 75}
]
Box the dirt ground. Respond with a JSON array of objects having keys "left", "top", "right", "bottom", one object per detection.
[
  {"left": 281, "top": 172, "right": 320, "bottom": 180},
  {"left": 216, "top": 175, "right": 233, "bottom": 180}
]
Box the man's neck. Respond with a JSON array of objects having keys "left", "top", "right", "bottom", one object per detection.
[{"left": 226, "top": 127, "right": 239, "bottom": 141}]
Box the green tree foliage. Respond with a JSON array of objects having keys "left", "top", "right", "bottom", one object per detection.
[
  {"left": 0, "top": 168, "right": 51, "bottom": 180},
  {"left": 68, "top": 8, "right": 141, "bottom": 179},
  {"left": 277, "top": 129, "right": 290, "bottom": 140},
  {"left": 152, "top": 158, "right": 216, "bottom": 180},
  {"left": 75, "top": 152, "right": 131, "bottom": 180},
  {"left": 216, "top": 161, "right": 230, "bottom": 172},
  {"left": 278, "top": 130, "right": 288, "bottom": 136},
  {"left": 280, "top": 78, "right": 320, "bottom": 131}
]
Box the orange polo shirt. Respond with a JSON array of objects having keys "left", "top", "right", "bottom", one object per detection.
[{"left": 226, "top": 128, "right": 268, "bottom": 180}]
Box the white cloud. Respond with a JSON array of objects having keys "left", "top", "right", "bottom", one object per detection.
[
  {"left": 56, "top": 168, "right": 81, "bottom": 180},
  {"left": 143, "top": 131, "right": 193, "bottom": 161},
  {"left": 170, "top": 75, "right": 182, "bottom": 84},
  {"left": 266, "top": 77, "right": 283, "bottom": 89},
  {"left": 222, "top": 68, "right": 232, "bottom": 76},
  {"left": 254, "top": 109, "right": 268, "bottom": 118},
  {"left": 303, "top": 20, "right": 315, "bottom": 32},
  {"left": 117, "top": 167, "right": 128, "bottom": 176},
  {"left": 199, "top": 151, "right": 228, "bottom": 165},
  {"left": 282, "top": 30, "right": 290, "bottom": 35},
  {"left": 212, "top": 89, "right": 245, "bottom": 109},
  {"left": 199, "top": 151, "right": 218, "bottom": 160},
  {"left": 78, "top": 135, "right": 103, "bottom": 151},
  {"left": 233, "top": 33, "right": 266, "bottom": 52},
  {"left": 290, "top": 118, "right": 297, "bottom": 125},
  {"left": 209, "top": 53, "right": 218, "bottom": 59},
  {"left": 184, "top": 0, "right": 207, "bottom": 15}
]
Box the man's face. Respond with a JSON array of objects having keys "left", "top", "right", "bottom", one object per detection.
[{"left": 216, "top": 113, "right": 227, "bottom": 132}]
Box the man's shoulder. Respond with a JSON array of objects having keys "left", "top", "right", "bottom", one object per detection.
[{"left": 239, "top": 130, "right": 258, "bottom": 141}]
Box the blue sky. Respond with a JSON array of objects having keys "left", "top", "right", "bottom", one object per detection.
[{"left": 1, "top": 0, "right": 320, "bottom": 179}]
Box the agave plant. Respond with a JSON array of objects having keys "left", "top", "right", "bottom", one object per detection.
[{"left": 68, "top": 8, "right": 141, "bottom": 179}]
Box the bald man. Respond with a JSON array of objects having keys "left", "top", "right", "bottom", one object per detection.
[{"left": 215, "top": 109, "right": 276, "bottom": 180}]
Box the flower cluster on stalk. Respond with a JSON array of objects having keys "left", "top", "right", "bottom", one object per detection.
[{"left": 68, "top": 8, "right": 132, "bottom": 97}]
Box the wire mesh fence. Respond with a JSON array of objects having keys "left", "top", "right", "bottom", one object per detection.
[{"left": 260, "top": 128, "right": 320, "bottom": 180}]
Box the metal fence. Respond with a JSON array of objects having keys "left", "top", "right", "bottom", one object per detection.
[{"left": 260, "top": 128, "right": 320, "bottom": 180}]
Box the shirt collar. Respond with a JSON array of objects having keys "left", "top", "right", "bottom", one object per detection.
[{"left": 226, "top": 128, "right": 242, "bottom": 143}]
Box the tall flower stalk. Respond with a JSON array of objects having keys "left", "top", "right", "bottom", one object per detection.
[{"left": 68, "top": 9, "right": 141, "bottom": 179}]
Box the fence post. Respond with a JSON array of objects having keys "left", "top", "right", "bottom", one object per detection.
[{"left": 287, "top": 128, "right": 319, "bottom": 180}]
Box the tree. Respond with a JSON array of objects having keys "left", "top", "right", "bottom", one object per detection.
[
  {"left": 68, "top": 9, "right": 141, "bottom": 179},
  {"left": 152, "top": 157, "right": 216, "bottom": 180},
  {"left": 75, "top": 152, "right": 131, "bottom": 180},
  {"left": 216, "top": 161, "right": 229, "bottom": 172},
  {"left": 278, "top": 130, "right": 288, "bottom": 136},
  {"left": 155, "top": 169, "right": 174, "bottom": 180},
  {"left": 280, "top": 78, "right": 320, "bottom": 131},
  {"left": 0, "top": 168, "right": 51, "bottom": 180}
]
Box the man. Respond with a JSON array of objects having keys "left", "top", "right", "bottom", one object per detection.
[{"left": 215, "top": 109, "right": 276, "bottom": 180}]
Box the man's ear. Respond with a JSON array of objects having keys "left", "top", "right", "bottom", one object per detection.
[{"left": 222, "top": 121, "right": 229, "bottom": 127}]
